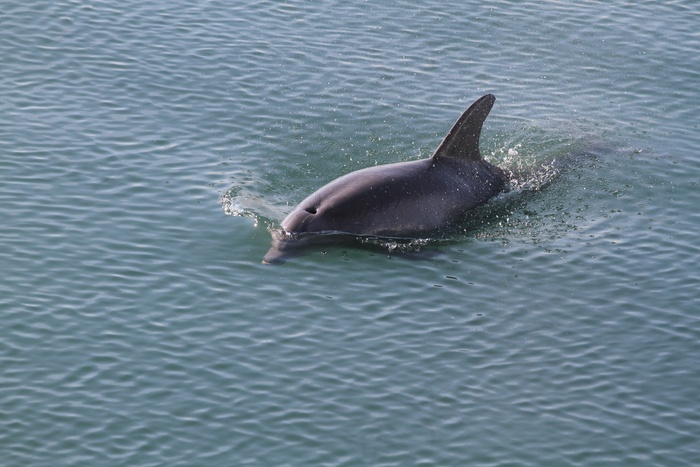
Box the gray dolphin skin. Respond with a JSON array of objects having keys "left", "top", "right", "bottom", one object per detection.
[{"left": 263, "top": 94, "right": 508, "bottom": 264}]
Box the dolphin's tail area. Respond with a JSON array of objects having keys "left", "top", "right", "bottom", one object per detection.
[{"left": 430, "top": 94, "right": 495, "bottom": 162}]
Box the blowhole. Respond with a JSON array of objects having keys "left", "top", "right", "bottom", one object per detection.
[{"left": 304, "top": 207, "right": 317, "bottom": 214}]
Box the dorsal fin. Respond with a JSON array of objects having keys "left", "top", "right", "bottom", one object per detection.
[{"left": 431, "top": 94, "right": 495, "bottom": 162}]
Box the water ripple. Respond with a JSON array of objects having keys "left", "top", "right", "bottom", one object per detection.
[{"left": 2, "top": 0, "right": 700, "bottom": 465}]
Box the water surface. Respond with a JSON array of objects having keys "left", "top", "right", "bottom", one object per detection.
[{"left": 2, "top": 1, "right": 699, "bottom": 465}]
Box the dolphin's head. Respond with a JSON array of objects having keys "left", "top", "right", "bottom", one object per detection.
[
  {"left": 263, "top": 196, "right": 359, "bottom": 264},
  {"left": 279, "top": 191, "right": 349, "bottom": 234},
  {"left": 261, "top": 200, "right": 326, "bottom": 264},
  {"left": 280, "top": 203, "right": 319, "bottom": 233}
]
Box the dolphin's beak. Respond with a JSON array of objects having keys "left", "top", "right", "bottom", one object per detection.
[{"left": 262, "top": 246, "right": 288, "bottom": 265}]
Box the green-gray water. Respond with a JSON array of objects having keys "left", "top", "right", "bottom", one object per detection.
[{"left": 2, "top": 1, "right": 699, "bottom": 465}]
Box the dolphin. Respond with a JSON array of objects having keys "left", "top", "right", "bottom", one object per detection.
[{"left": 263, "top": 94, "right": 508, "bottom": 264}]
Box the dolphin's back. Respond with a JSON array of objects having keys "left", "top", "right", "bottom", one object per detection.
[{"left": 284, "top": 155, "right": 505, "bottom": 237}]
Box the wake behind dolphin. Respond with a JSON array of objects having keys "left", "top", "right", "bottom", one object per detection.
[{"left": 263, "top": 94, "right": 508, "bottom": 264}]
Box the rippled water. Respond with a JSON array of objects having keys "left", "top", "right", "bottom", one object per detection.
[{"left": 2, "top": 1, "right": 699, "bottom": 465}]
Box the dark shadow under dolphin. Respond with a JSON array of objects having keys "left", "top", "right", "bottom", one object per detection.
[{"left": 263, "top": 94, "right": 508, "bottom": 264}]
